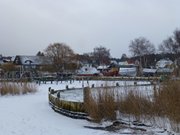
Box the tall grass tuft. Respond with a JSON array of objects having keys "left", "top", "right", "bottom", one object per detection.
[
  {"left": 118, "top": 91, "right": 153, "bottom": 120},
  {"left": 84, "top": 87, "right": 116, "bottom": 122},
  {"left": 0, "top": 82, "right": 37, "bottom": 96},
  {"left": 22, "top": 82, "right": 37, "bottom": 94},
  {"left": 84, "top": 80, "right": 180, "bottom": 132},
  {"left": 154, "top": 80, "right": 180, "bottom": 123}
]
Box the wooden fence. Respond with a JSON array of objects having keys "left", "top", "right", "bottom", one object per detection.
[
  {"left": 48, "top": 79, "right": 159, "bottom": 120},
  {"left": 48, "top": 88, "right": 88, "bottom": 119},
  {"left": 75, "top": 76, "right": 161, "bottom": 81}
]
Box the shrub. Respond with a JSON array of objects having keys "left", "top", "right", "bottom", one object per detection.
[
  {"left": 22, "top": 82, "right": 37, "bottom": 94},
  {"left": 118, "top": 90, "right": 153, "bottom": 120},
  {"left": 154, "top": 80, "right": 180, "bottom": 123},
  {"left": 83, "top": 81, "right": 180, "bottom": 132},
  {"left": 0, "top": 82, "right": 37, "bottom": 95},
  {"left": 84, "top": 87, "right": 116, "bottom": 122}
]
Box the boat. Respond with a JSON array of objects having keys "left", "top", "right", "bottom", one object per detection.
[
  {"left": 102, "top": 67, "right": 119, "bottom": 76},
  {"left": 97, "top": 64, "right": 119, "bottom": 76},
  {"left": 119, "top": 65, "right": 137, "bottom": 77},
  {"left": 77, "top": 65, "right": 100, "bottom": 76},
  {"left": 143, "top": 68, "right": 157, "bottom": 77}
]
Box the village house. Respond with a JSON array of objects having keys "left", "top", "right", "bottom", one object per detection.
[
  {"left": 14, "top": 55, "right": 52, "bottom": 70},
  {"left": 13, "top": 55, "right": 53, "bottom": 78}
]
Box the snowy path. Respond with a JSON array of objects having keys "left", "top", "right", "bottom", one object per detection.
[{"left": 0, "top": 83, "right": 110, "bottom": 135}]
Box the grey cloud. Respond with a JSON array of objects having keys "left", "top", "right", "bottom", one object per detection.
[{"left": 0, "top": 0, "right": 180, "bottom": 58}]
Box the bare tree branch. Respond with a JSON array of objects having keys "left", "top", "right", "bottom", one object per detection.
[{"left": 44, "top": 43, "right": 75, "bottom": 72}]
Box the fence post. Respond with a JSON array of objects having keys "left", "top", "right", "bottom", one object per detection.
[
  {"left": 134, "top": 81, "right": 137, "bottom": 85},
  {"left": 48, "top": 87, "right": 51, "bottom": 92},
  {"left": 51, "top": 89, "right": 54, "bottom": 94},
  {"left": 57, "top": 91, "right": 60, "bottom": 98},
  {"left": 83, "top": 87, "right": 90, "bottom": 105}
]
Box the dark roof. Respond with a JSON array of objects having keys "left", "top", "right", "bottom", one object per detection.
[{"left": 14, "top": 55, "right": 52, "bottom": 65}]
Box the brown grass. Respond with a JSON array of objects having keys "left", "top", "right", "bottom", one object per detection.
[
  {"left": 84, "top": 80, "right": 180, "bottom": 129},
  {"left": 21, "top": 82, "right": 37, "bottom": 94},
  {"left": 84, "top": 87, "right": 116, "bottom": 122},
  {"left": 0, "top": 82, "right": 37, "bottom": 95},
  {"left": 154, "top": 80, "right": 180, "bottom": 123},
  {"left": 118, "top": 91, "right": 153, "bottom": 120}
]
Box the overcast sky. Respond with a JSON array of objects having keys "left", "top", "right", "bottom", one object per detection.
[{"left": 0, "top": 0, "right": 180, "bottom": 58}]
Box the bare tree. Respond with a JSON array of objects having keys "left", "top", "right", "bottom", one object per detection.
[
  {"left": 174, "top": 29, "right": 180, "bottom": 55},
  {"left": 173, "top": 29, "right": 180, "bottom": 76},
  {"left": 44, "top": 43, "right": 75, "bottom": 72},
  {"left": 1, "top": 63, "right": 16, "bottom": 72},
  {"left": 159, "top": 37, "right": 174, "bottom": 54},
  {"left": 120, "top": 53, "right": 128, "bottom": 61},
  {"left": 129, "top": 37, "right": 155, "bottom": 56},
  {"left": 93, "top": 46, "right": 111, "bottom": 65},
  {"left": 129, "top": 37, "right": 155, "bottom": 67},
  {"left": 159, "top": 29, "right": 180, "bottom": 55},
  {"left": 159, "top": 29, "right": 180, "bottom": 76},
  {"left": 36, "top": 51, "right": 44, "bottom": 56}
]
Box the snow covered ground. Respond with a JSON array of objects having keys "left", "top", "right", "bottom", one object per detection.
[
  {"left": 0, "top": 82, "right": 109, "bottom": 135},
  {"left": 54, "top": 80, "right": 154, "bottom": 102},
  {"left": 0, "top": 81, "right": 178, "bottom": 135}
]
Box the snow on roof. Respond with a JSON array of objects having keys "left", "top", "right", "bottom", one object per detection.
[
  {"left": 156, "top": 59, "right": 173, "bottom": 68},
  {"left": 118, "top": 61, "right": 128, "bottom": 65},
  {"left": 14, "top": 55, "right": 52, "bottom": 65},
  {"left": 143, "top": 68, "right": 157, "bottom": 73},
  {"left": 157, "top": 68, "right": 173, "bottom": 73},
  {"left": 0, "top": 56, "right": 15, "bottom": 64},
  {"left": 97, "top": 65, "right": 108, "bottom": 70},
  {"left": 78, "top": 65, "right": 99, "bottom": 74}
]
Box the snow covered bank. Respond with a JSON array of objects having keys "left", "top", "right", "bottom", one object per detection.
[
  {"left": 0, "top": 82, "right": 108, "bottom": 135},
  {"left": 0, "top": 81, "right": 178, "bottom": 135}
]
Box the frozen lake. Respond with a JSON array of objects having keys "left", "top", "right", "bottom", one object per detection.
[{"left": 52, "top": 80, "right": 154, "bottom": 102}]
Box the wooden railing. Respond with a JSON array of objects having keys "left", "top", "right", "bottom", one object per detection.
[
  {"left": 75, "top": 76, "right": 161, "bottom": 81},
  {"left": 48, "top": 78, "right": 160, "bottom": 120},
  {"left": 48, "top": 88, "right": 88, "bottom": 120}
]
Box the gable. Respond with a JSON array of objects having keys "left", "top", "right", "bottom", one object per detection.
[{"left": 14, "top": 55, "right": 52, "bottom": 66}]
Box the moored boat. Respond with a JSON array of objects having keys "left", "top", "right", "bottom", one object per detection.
[
  {"left": 77, "top": 65, "right": 100, "bottom": 76},
  {"left": 119, "top": 65, "right": 137, "bottom": 77}
]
